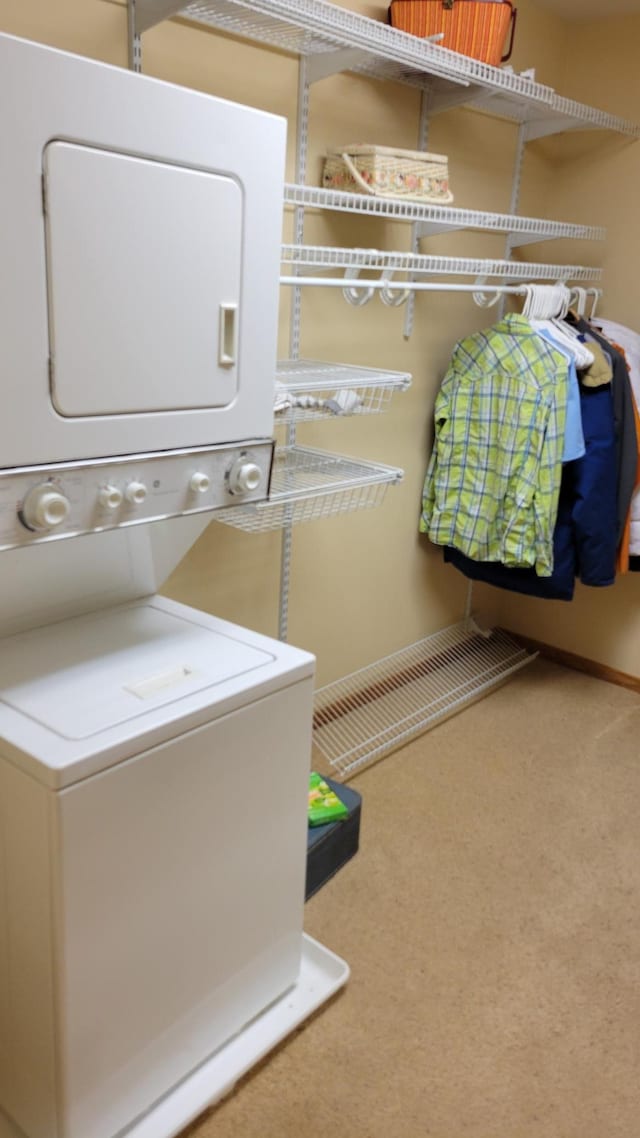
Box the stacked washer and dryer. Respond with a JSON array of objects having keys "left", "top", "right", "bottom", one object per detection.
[{"left": 0, "top": 33, "right": 348, "bottom": 1138}]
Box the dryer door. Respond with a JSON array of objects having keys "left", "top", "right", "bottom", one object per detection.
[{"left": 44, "top": 142, "right": 241, "bottom": 417}]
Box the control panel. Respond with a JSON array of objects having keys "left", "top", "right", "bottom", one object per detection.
[{"left": 0, "top": 441, "right": 273, "bottom": 551}]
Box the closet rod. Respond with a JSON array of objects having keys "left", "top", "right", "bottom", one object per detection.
[
  {"left": 281, "top": 277, "right": 600, "bottom": 292},
  {"left": 280, "top": 277, "right": 603, "bottom": 299}
]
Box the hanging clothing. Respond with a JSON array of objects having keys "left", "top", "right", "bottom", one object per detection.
[
  {"left": 566, "top": 315, "right": 637, "bottom": 547},
  {"left": 589, "top": 318, "right": 640, "bottom": 563},
  {"left": 444, "top": 376, "right": 618, "bottom": 600},
  {"left": 420, "top": 313, "right": 568, "bottom": 577},
  {"left": 535, "top": 327, "right": 585, "bottom": 462},
  {"left": 615, "top": 391, "right": 640, "bottom": 573},
  {"left": 593, "top": 319, "right": 640, "bottom": 393},
  {"left": 579, "top": 340, "right": 613, "bottom": 388}
]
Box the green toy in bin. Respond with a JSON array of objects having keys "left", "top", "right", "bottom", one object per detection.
[{"left": 308, "top": 771, "right": 349, "bottom": 826}]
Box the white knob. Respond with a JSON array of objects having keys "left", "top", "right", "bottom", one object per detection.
[
  {"left": 124, "top": 481, "right": 147, "bottom": 505},
  {"left": 98, "top": 485, "right": 123, "bottom": 511},
  {"left": 21, "top": 484, "right": 71, "bottom": 531},
  {"left": 189, "top": 472, "right": 211, "bottom": 494},
  {"left": 228, "top": 459, "right": 262, "bottom": 495}
]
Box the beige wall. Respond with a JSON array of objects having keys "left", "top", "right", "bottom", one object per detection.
[{"left": 4, "top": 0, "right": 633, "bottom": 684}]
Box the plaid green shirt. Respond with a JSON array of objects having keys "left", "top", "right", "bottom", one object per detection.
[{"left": 420, "top": 314, "right": 568, "bottom": 577}]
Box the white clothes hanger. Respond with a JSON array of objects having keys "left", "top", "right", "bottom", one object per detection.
[
  {"left": 573, "top": 287, "right": 588, "bottom": 318},
  {"left": 525, "top": 284, "right": 595, "bottom": 367},
  {"left": 588, "top": 287, "right": 602, "bottom": 321},
  {"left": 546, "top": 323, "right": 594, "bottom": 368},
  {"left": 521, "top": 283, "right": 533, "bottom": 318}
]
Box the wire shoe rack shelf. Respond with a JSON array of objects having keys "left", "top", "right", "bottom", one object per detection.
[{"left": 313, "top": 622, "right": 536, "bottom": 778}]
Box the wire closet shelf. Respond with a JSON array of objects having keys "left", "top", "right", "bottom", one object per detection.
[
  {"left": 313, "top": 622, "right": 536, "bottom": 778},
  {"left": 275, "top": 360, "right": 411, "bottom": 424},
  {"left": 284, "top": 184, "right": 606, "bottom": 247},
  {"left": 133, "top": 0, "right": 640, "bottom": 139},
  {"left": 215, "top": 445, "right": 403, "bottom": 533},
  {"left": 281, "top": 244, "right": 603, "bottom": 283}
]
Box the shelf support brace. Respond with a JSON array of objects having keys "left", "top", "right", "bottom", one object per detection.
[
  {"left": 403, "top": 88, "right": 431, "bottom": 340},
  {"left": 415, "top": 220, "right": 463, "bottom": 239},
  {"left": 306, "top": 48, "right": 371, "bottom": 85},
  {"left": 127, "top": 0, "right": 142, "bottom": 73},
  {"left": 279, "top": 55, "right": 311, "bottom": 643},
  {"left": 134, "top": 0, "right": 186, "bottom": 33},
  {"left": 498, "top": 121, "right": 527, "bottom": 318},
  {"left": 523, "top": 115, "right": 583, "bottom": 141},
  {"left": 508, "top": 122, "right": 527, "bottom": 218}
]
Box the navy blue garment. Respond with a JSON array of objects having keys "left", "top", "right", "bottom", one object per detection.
[
  {"left": 444, "top": 380, "right": 617, "bottom": 599},
  {"left": 569, "top": 316, "right": 637, "bottom": 546},
  {"left": 567, "top": 383, "right": 617, "bottom": 586}
]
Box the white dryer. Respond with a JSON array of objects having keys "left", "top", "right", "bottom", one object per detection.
[{"left": 0, "top": 33, "right": 283, "bottom": 465}]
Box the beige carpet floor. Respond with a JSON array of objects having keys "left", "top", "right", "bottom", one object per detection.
[{"left": 185, "top": 659, "right": 640, "bottom": 1138}]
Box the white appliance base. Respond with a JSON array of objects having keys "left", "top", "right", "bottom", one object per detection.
[{"left": 0, "top": 934, "right": 348, "bottom": 1138}]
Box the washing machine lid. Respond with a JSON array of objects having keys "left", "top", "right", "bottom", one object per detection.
[{"left": 0, "top": 597, "right": 315, "bottom": 788}]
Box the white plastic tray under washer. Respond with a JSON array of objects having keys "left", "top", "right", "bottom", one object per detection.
[{"left": 0, "top": 934, "right": 349, "bottom": 1138}]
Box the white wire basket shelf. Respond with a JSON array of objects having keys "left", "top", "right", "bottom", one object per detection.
[
  {"left": 134, "top": 0, "right": 640, "bottom": 139},
  {"left": 313, "top": 621, "right": 536, "bottom": 779},
  {"left": 284, "top": 184, "right": 605, "bottom": 248},
  {"left": 282, "top": 243, "right": 603, "bottom": 284},
  {"left": 275, "top": 359, "right": 411, "bottom": 423},
  {"left": 215, "top": 444, "right": 403, "bottom": 533}
]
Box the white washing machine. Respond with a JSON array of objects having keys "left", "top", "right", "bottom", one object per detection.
[
  {"left": 0, "top": 32, "right": 348, "bottom": 1138},
  {"left": 0, "top": 596, "right": 347, "bottom": 1138}
]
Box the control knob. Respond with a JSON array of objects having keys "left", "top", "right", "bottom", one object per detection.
[
  {"left": 227, "top": 457, "right": 263, "bottom": 496},
  {"left": 124, "top": 481, "right": 147, "bottom": 505},
  {"left": 98, "top": 485, "right": 123, "bottom": 511},
  {"left": 189, "top": 472, "right": 211, "bottom": 494},
  {"left": 20, "top": 483, "right": 71, "bottom": 531}
]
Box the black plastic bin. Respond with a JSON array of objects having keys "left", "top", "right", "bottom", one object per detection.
[{"left": 305, "top": 777, "right": 362, "bottom": 900}]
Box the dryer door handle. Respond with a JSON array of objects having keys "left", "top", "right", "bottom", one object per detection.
[{"left": 218, "top": 303, "right": 238, "bottom": 368}]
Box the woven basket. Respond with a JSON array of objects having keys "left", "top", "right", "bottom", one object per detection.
[
  {"left": 389, "top": 0, "right": 517, "bottom": 67},
  {"left": 322, "top": 144, "right": 453, "bottom": 205}
]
